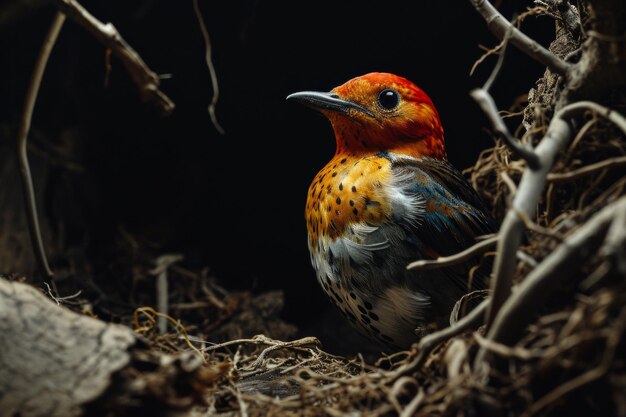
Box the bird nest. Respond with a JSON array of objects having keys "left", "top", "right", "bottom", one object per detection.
[
  {"left": 84, "top": 105, "right": 626, "bottom": 415},
  {"left": 6, "top": 77, "right": 625, "bottom": 417},
  {"left": 4, "top": 2, "right": 626, "bottom": 415},
  {"left": 56, "top": 46, "right": 623, "bottom": 412},
  {"left": 116, "top": 114, "right": 626, "bottom": 416}
]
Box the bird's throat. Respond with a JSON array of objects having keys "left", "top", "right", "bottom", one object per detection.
[{"left": 333, "top": 129, "right": 447, "bottom": 161}]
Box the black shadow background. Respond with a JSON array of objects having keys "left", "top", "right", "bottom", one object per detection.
[{"left": 0, "top": 0, "right": 552, "bottom": 353}]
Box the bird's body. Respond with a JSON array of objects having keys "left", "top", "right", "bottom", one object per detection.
[{"left": 288, "top": 73, "right": 495, "bottom": 349}]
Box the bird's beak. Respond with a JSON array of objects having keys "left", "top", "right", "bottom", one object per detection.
[{"left": 286, "top": 91, "right": 375, "bottom": 118}]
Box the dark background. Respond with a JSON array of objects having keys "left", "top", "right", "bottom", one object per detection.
[{"left": 0, "top": 0, "right": 551, "bottom": 352}]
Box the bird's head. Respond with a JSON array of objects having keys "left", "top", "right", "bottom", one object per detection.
[{"left": 287, "top": 72, "right": 446, "bottom": 159}]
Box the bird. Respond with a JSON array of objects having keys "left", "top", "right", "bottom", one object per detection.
[{"left": 287, "top": 72, "right": 497, "bottom": 349}]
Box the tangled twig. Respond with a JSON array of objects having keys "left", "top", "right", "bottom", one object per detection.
[
  {"left": 17, "top": 12, "right": 65, "bottom": 278},
  {"left": 475, "top": 196, "right": 626, "bottom": 372},
  {"left": 485, "top": 101, "right": 625, "bottom": 330}
]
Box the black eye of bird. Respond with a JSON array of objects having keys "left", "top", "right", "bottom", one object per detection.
[{"left": 378, "top": 89, "right": 399, "bottom": 110}]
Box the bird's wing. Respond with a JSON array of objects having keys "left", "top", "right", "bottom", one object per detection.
[{"left": 388, "top": 155, "right": 497, "bottom": 292}]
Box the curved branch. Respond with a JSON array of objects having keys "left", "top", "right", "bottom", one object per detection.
[
  {"left": 418, "top": 298, "right": 489, "bottom": 359},
  {"left": 484, "top": 101, "right": 621, "bottom": 329},
  {"left": 469, "top": 0, "right": 570, "bottom": 75},
  {"left": 17, "top": 12, "right": 66, "bottom": 278},
  {"left": 474, "top": 196, "right": 626, "bottom": 371},
  {"left": 53, "top": 0, "right": 175, "bottom": 115},
  {"left": 547, "top": 155, "right": 626, "bottom": 183},
  {"left": 471, "top": 88, "right": 541, "bottom": 169},
  {"left": 193, "top": 0, "right": 225, "bottom": 135},
  {"left": 561, "top": 101, "right": 626, "bottom": 135},
  {"left": 485, "top": 112, "right": 571, "bottom": 329},
  {"left": 407, "top": 235, "right": 498, "bottom": 271},
  {"left": 390, "top": 299, "right": 490, "bottom": 377}
]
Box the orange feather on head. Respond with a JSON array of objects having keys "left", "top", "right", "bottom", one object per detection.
[{"left": 324, "top": 72, "right": 446, "bottom": 160}]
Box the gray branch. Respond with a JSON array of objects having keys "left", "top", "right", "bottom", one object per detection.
[
  {"left": 470, "top": 88, "right": 540, "bottom": 169},
  {"left": 416, "top": 299, "right": 489, "bottom": 366},
  {"left": 150, "top": 254, "right": 183, "bottom": 334},
  {"left": 469, "top": 0, "right": 570, "bottom": 75},
  {"left": 474, "top": 196, "right": 626, "bottom": 373},
  {"left": 16, "top": 12, "right": 65, "bottom": 278},
  {"left": 52, "top": 0, "right": 175, "bottom": 115},
  {"left": 407, "top": 235, "right": 498, "bottom": 271},
  {"left": 484, "top": 101, "right": 623, "bottom": 330}
]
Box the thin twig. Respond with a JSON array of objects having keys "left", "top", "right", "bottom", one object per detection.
[
  {"left": 418, "top": 299, "right": 489, "bottom": 362},
  {"left": 44, "top": 282, "right": 82, "bottom": 305},
  {"left": 514, "top": 208, "right": 565, "bottom": 241},
  {"left": 600, "top": 199, "right": 626, "bottom": 275},
  {"left": 193, "top": 0, "right": 225, "bottom": 135},
  {"left": 547, "top": 155, "right": 626, "bottom": 183},
  {"left": 400, "top": 388, "right": 424, "bottom": 417},
  {"left": 500, "top": 171, "right": 517, "bottom": 195},
  {"left": 228, "top": 386, "right": 250, "bottom": 417},
  {"left": 482, "top": 24, "right": 511, "bottom": 93},
  {"left": 470, "top": 40, "right": 505, "bottom": 77},
  {"left": 469, "top": 0, "right": 570, "bottom": 75},
  {"left": 389, "top": 299, "right": 489, "bottom": 377},
  {"left": 407, "top": 235, "right": 498, "bottom": 271},
  {"left": 470, "top": 6, "right": 548, "bottom": 77},
  {"left": 516, "top": 250, "right": 538, "bottom": 267},
  {"left": 150, "top": 254, "right": 183, "bottom": 334},
  {"left": 564, "top": 102, "right": 626, "bottom": 135},
  {"left": 473, "top": 23, "right": 542, "bottom": 167},
  {"left": 471, "top": 88, "right": 541, "bottom": 169},
  {"left": 251, "top": 337, "right": 322, "bottom": 368},
  {"left": 520, "top": 306, "right": 626, "bottom": 417},
  {"left": 17, "top": 12, "right": 66, "bottom": 278},
  {"left": 484, "top": 101, "right": 621, "bottom": 331},
  {"left": 132, "top": 306, "right": 206, "bottom": 361},
  {"left": 52, "top": 0, "right": 175, "bottom": 115}
]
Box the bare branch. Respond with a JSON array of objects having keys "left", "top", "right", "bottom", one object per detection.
[
  {"left": 470, "top": 40, "right": 504, "bottom": 77},
  {"left": 419, "top": 298, "right": 489, "bottom": 358},
  {"left": 475, "top": 196, "right": 626, "bottom": 373},
  {"left": 469, "top": 0, "right": 570, "bottom": 75},
  {"left": 484, "top": 101, "right": 622, "bottom": 330},
  {"left": 482, "top": 25, "right": 511, "bottom": 92},
  {"left": 149, "top": 254, "right": 183, "bottom": 335},
  {"left": 601, "top": 199, "right": 626, "bottom": 275},
  {"left": 500, "top": 170, "right": 518, "bottom": 195},
  {"left": 407, "top": 235, "right": 498, "bottom": 271},
  {"left": 17, "top": 12, "right": 66, "bottom": 279},
  {"left": 547, "top": 155, "right": 626, "bottom": 183},
  {"left": 514, "top": 208, "right": 565, "bottom": 241},
  {"left": 193, "top": 0, "right": 225, "bottom": 135},
  {"left": 471, "top": 88, "right": 541, "bottom": 169},
  {"left": 53, "top": 0, "right": 175, "bottom": 115},
  {"left": 390, "top": 299, "right": 489, "bottom": 377},
  {"left": 473, "top": 332, "right": 534, "bottom": 361},
  {"left": 563, "top": 101, "right": 626, "bottom": 135}
]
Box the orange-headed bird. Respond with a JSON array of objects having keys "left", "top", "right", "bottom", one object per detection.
[{"left": 288, "top": 73, "right": 496, "bottom": 349}]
